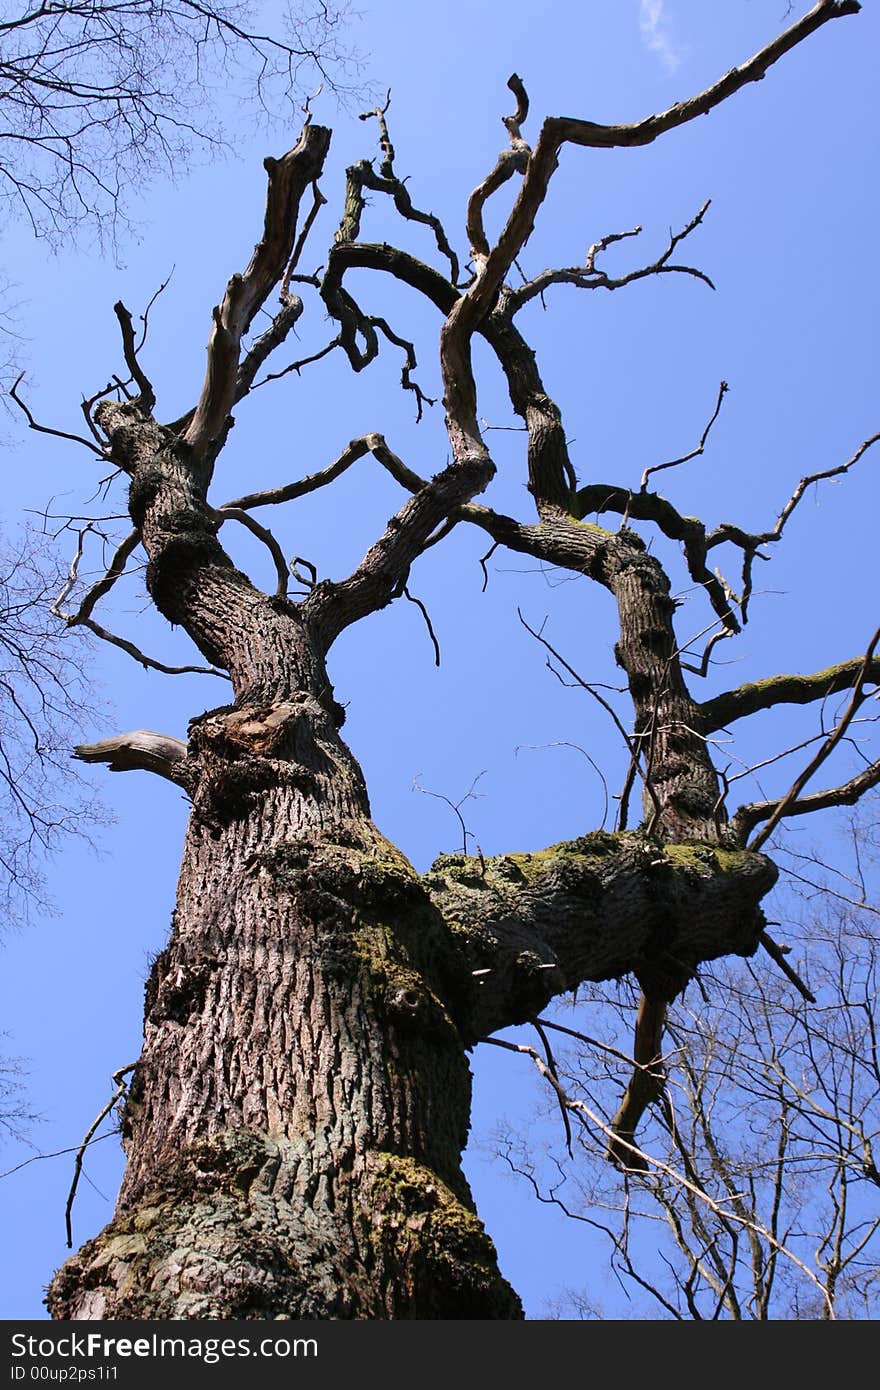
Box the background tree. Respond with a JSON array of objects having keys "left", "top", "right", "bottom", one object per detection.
[
  {"left": 0, "top": 0, "right": 360, "bottom": 245},
  {"left": 0, "top": 523, "right": 105, "bottom": 922},
  {"left": 0, "top": 0, "right": 873, "bottom": 1323},
  {"left": 496, "top": 813, "right": 880, "bottom": 1318}
]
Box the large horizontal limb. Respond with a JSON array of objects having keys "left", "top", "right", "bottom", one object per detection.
[
  {"left": 423, "top": 833, "right": 777, "bottom": 1042},
  {"left": 701, "top": 654, "right": 880, "bottom": 732}
]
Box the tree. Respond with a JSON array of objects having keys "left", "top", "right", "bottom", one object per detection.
[
  {"left": 0, "top": 0, "right": 359, "bottom": 245},
  {"left": 11, "top": 0, "right": 876, "bottom": 1318},
  {"left": 494, "top": 818, "right": 880, "bottom": 1318},
  {"left": 0, "top": 522, "right": 105, "bottom": 923}
]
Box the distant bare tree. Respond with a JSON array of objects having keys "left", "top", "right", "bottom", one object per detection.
[
  {"left": 0, "top": 523, "right": 105, "bottom": 923},
  {"left": 495, "top": 819, "right": 880, "bottom": 1319},
  {"left": 0, "top": 0, "right": 360, "bottom": 244}
]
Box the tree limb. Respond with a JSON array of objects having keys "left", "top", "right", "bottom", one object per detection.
[
  {"left": 737, "top": 625, "right": 880, "bottom": 849},
  {"left": 77, "top": 616, "right": 227, "bottom": 679},
  {"left": 607, "top": 993, "right": 669, "bottom": 1171},
  {"left": 423, "top": 834, "right": 777, "bottom": 1041},
  {"left": 113, "top": 301, "right": 155, "bottom": 410},
  {"left": 701, "top": 654, "right": 880, "bottom": 732},
  {"left": 505, "top": 202, "right": 715, "bottom": 317},
  {"left": 221, "top": 432, "right": 425, "bottom": 512},
  {"left": 73, "top": 732, "right": 189, "bottom": 786},
  {"left": 212, "top": 507, "right": 290, "bottom": 597},
  {"left": 183, "top": 123, "right": 332, "bottom": 460}
]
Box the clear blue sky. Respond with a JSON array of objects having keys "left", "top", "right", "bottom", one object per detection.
[{"left": 1, "top": 0, "right": 877, "bottom": 1319}]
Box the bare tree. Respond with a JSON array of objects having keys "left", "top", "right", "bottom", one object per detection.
[
  {"left": 0, "top": 0, "right": 360, "bottom": 245},
  {"left": 15, "top": 0, "right": 877, "bottom": 1319},
  {"left": 0, "top": 522, "right": 106, "bottom": 924},
  {"left": 495, "top": 819, "right": 880, "bottom": 1319}
]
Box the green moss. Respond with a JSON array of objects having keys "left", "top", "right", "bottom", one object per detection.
[
  {"left": 365, "top": 1152, "right": 523, "bottom": 1319},
  {"left": 662, "top": 842, "right": 752, "bottom": 874},
  {"left": 351, "top": 921, "right": 457, "bottom": 1037}
]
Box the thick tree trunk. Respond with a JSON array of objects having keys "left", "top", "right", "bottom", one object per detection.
[{"left": 50, "top": 691, "right": 522, "bottom": 1318}]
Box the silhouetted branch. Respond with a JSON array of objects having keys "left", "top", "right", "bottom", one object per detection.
[
  {"left": 65, "top": 1064, "right": 136, "bottom": 1248},
  {"left": 112, "top": 301, "right": 155, "bottom": 409},
  {"left": 10, "top": 375, "right": 106, "bottom": 459},
  {"left": 641, "top": 379, "right": 728, "bottom": 492},
  {"left": 506, "top": 202, "right": 715, "bottom": 317},
  {"left": 222, "top": 432, "right": 424, "bottom": 512}
]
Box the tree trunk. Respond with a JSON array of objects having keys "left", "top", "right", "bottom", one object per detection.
[{"left": 51, "top": 688, "right": 526, "bottom": 1318}]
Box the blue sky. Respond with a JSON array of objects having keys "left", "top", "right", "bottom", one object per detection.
[{"left": 0, "top": 0, "right": 878, "bottom": 1319}]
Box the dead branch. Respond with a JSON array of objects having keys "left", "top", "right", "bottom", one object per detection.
[
  {"left": 65, "top": 1065, "right": 136, "bottom": 1248},
  {"left": 221, "top": 432, "right": 425, "bottom": 512},
  {"left": 62, "top": 529, "right": 141, "bottom": 625},
  {"left": 184, "top": 123, "right": 332, "bottom": 460},
  {"left": 50, "top": 523, "right": 95, "bottom": 619},
  {"left": 73, "top": 731, "right": 189, "bottom": 786},
  {"left": 403, "top": 586, "right": 441, "bottom": 667},
  {"left": 759, "top": 931, "right": 816, "bottom": 1003},
  {"left": 233, "top": 298, "right": 305, "bottom": 402},
  {"left": 10, "top": 375, "right": 107, "bottom": 459},
  {"left": 78, "top": 616, "right": 227, "bottom": 679},
  {"left": 505, "top": 202, "right": 715, "bottom": 317},
  {"left": 348, "top": 100, "right": 460, "bottom": 283},
  {"left": 749, "top": 430, "right": 880, "bottom": 547},
  {"left": 466, "top": 74, "right": 531, "bottom": 271},
  {"left": 302, "top": 450, "right": 494, "bottom": 652},
  {"left": 641, "top": 380, "right": 728, "bottom": 492},
  {"left": 249, "top": 334, "right": 342, "bottom": 390},
  {"left": 370, "top": 316, "right": 436, "bottom": 421},
  {"left": 112, "top": 301, "right": 155, "bottom": 409},
  {"left": 281, "top": 176, "right": 328, "bottom": 297},
  {"left": 212, "top": 507, "right": 289, "bottom": 597}
]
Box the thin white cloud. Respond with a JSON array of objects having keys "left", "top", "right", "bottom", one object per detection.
[{"left": 639, "top": 0, "right": 683, "bottom": 73}]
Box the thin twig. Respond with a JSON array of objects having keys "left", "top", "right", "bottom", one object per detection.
[
  {"left": 403, "top": 586, "right": 441, "bottom": 666},
  {"left": 641, "top": 381, "right": 728, "bottom": 492},
  {"left": 65, "top": 1065, "right": 136, "bottom": 1248}
]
